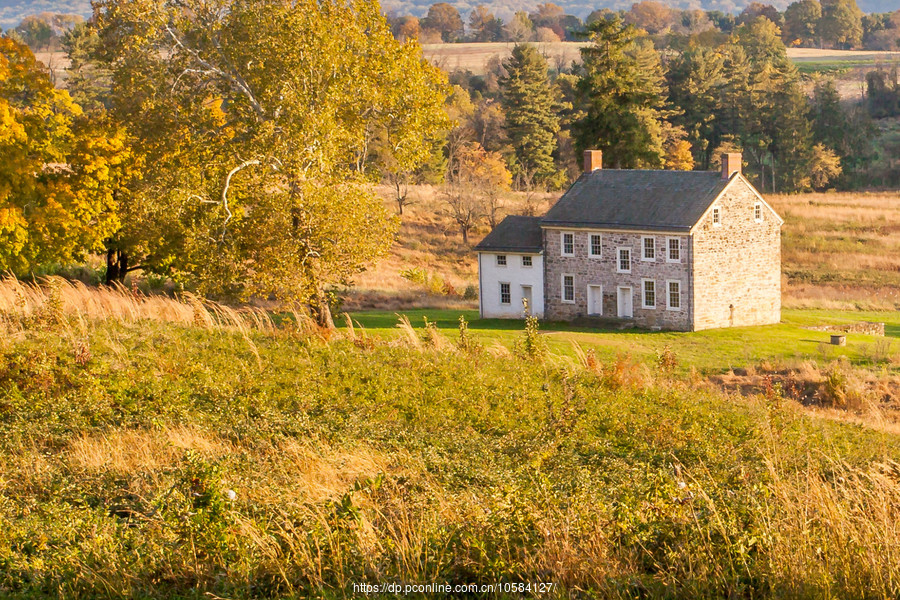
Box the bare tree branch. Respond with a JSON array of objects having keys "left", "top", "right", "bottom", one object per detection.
[{"left": 164, "top": 24, "right": 267, "bottom": 121}]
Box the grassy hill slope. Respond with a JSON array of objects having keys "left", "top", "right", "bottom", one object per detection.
[{"left": 1, "top": 280, "right": 900, "bottom": 597}]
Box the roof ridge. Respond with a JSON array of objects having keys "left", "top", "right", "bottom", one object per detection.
[
  {"left": 588, "top": 169, "right": 718, "bottom": 174},
  {"left": 543, "top": 168, "right": 734, "bottom": 230}
]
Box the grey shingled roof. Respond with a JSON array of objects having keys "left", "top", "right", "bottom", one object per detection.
[
  {"left": 474, "top": 215, "right": 543, "bottom": 252},
  {"left": 541, "top": 169, "right": 732, "bottom": 231}
]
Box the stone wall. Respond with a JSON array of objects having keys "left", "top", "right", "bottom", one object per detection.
[
  {"left": 543, "top": 228, "right": 692, "bottom": 330},
  {"left": 806, "top": 322, "right": 885, "bottom": 336},
  {"left": 691, "top": 177, "right": 781, "bottom": 330}
]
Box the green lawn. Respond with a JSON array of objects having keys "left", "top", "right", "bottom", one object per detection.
[{"left": 345, "top": 308, "right": 900, "bottom": 373}]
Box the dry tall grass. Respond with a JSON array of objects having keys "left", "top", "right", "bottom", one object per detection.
[
  {"left": 3, "top": 278, "right": 900, "bottom": 596},
  {"left": 762, "top": 459, "right": 900, "bottom": 596},
  {"left": 770, "top": 191, "right": 900, "bottom": 310},
  {"left": 0, "top": 276, "right": 275, "bottom": 334}
]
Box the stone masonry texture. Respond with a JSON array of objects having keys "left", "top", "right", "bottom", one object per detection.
[
  {"left": 543, "top": 228, "right": 692, "bottom": 330},
  {"left": 692, "top": 179, "right": 781, "bottom": 330},
  {"left": 542, "top": 177, "right": 781, "bottom": 331}
]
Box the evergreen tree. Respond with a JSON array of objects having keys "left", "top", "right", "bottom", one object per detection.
[
  {"left": 499, "top": 44, "right": 560, "bottom": 184},
  {"left": 573, "top": 16, "right": 669, "bottom": 168},
  {"left": 62, "top": 22, "right": 110, "bottom": 114},
  {"left": 811, "top": 78, "right": 874, "bottom": 181},
  {"left": 810, "top": 79, "right": 848, "bottom": 151},
  {"left": 666, "top": 44, "right": 727, "bottom": 168},
  {"left": 732, "top": 18, "right": 819, "bottom": 192}
]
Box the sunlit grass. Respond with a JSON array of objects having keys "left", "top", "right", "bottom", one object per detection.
[{"left": 1, "top": 280, "right": 900, "bottom": 597}]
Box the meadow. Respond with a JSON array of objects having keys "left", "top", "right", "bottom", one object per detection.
[
  {"left": 3, "top": 186, "right": 900, "bottom": 598},
  {"left": 771, "top": 191, "right": 900, "bottom": 310},
  {"left": 421, "top": 42, "right": 900, "bottom": 75},
  {"left": 2, "top": 278, "right": 900, "bottom": 598}
]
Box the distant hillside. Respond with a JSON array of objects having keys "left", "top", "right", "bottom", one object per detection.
[
  {"left": 384, "top": 0, "right": 895, "bottom": 21},
  {"left": 0, "top": 1, "right": 92, "bottom": 30},
  {"left": 0, "top": 0, "right": 894, "bottom": 31}
]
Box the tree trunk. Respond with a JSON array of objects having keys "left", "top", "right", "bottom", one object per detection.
[
  {"left": 461, "top": 225, "right": 469, "bottom": 244},
  {"left": 314, "top": 288, "right": 335, "bottom": 329},
  {"left": 105, "top": 248, "right": 129, "bottom": 285}
]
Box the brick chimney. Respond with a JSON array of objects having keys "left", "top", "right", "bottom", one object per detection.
[
  {"left": 584, "top": 150, "right": 602, "bottom": 174},
  {"left": 721, "top": 152, "right": 742, "bottom": 179}
]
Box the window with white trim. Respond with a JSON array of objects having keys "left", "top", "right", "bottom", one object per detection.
[
  {"left": 500, "top": 283, "right": 511, "bottom": 305},
  {"left": 712, "top": 207, "right": 721, "bottom": 226},
  {"left": 667, "top": 238, "right": 681, "bottom": 262},
  {"left": 496, "top": 254, "right": 507, "bottom": 266},
  {"left": 642, "top": 236, "right": 655, "bottom": 261},
  {"left": 522, "top": 255, "right": 532, "bottom": 267},
  {"left": 561, "top": 232, "right": 574, "bottom": 256},
  {"left": 562, "top": 274, "right": 575, "bottom": 303},
  {"left": 642, "top": 280, "right": 656, "bottom": 309},
  {"left": 589, "top": 234, "right": 602, "bottom": 257},
  {"left": 617, "top": 247, "right": 631, "bottom": 273},
  {"left": 667, "top": 280, "right": 682, "bottom": 310},
  {"left": 754, "top": 202, "right": 762, "bottom": 222}
]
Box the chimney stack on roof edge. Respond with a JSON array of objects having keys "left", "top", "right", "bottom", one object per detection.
[
  {"left": 721, "top": 152, "right": 742, "bottom": 180},
  {"left": 584, "top": 149, "right": 602, "bottom": 174}
]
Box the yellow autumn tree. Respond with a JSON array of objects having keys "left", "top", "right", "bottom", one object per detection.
[
  {"left": 93, "top": 0, "right": 449, "bottom": 326},
  {"left": 664, "top": 139, "right": 695, "bottom": 171},
  {"left": 0, "top": 38, "right": 129, "bottom": 273}
]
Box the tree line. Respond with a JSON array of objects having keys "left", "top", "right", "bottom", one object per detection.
[
  {"left": 405, "top": 11, "right": 876, "bottom": 214},
  {"left": 389, "top": 0, "right": 899, "bottom": 51},
  {"left": 7, "top": 0, "right": 897, "bottom": 52}
]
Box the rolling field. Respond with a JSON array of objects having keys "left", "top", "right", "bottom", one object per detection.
[{"left": 421, "top": 42, "right": 900, "bottom": 75}]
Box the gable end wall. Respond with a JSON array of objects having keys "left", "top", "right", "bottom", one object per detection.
[{"left": 691, "top": 179, "right": 781, "bottom": 330}]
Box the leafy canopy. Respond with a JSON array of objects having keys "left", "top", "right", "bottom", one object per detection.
[
  {"left": 93, "top": 0, "right": 449, "bottom": 320},
  {"left": 0, "top": 38, "right": 129, "bottom": 273}
]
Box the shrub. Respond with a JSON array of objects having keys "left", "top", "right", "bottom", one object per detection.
[
  {"left": 655, "top": 344, "right": 677, "bottom": 375},
  {"left": 401, "top": 267, "right": 456, "bottom": 296},
  {"left": 517, "top": 315, "right": 547, "bottom": 361},
  {"left": 426, "top": 274, "right": 445, "bottom": 296},
  {"left": 400, "top": 267, "right": 428, "bottom": 285},
  {"left": 457, "top": 315, "right": 481, "bottom": 354},
  {"left": 463, "top": 284, "right": 478, "bottom": 301}
]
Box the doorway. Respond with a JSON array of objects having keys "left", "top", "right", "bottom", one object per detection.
[
  {"left": 587, "top": 285, "right": 603, "bottom": 316},
  {"left": 617, "top": 286, "right": 633, "bottom": 318}
]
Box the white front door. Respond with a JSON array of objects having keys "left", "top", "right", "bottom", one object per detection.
[
  {"left": 587, "top": 285, "right": 603, "bottom": 316},
  {"left": 521, "top": 285, "right": 532, "bottom": 315},
  {"left": 617, "top": 286, "right": 633, "bottom": 318}
]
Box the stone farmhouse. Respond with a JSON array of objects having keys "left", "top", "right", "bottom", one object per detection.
[{"left": 474, "top": 151, "right": 783, "bottom": 331}]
